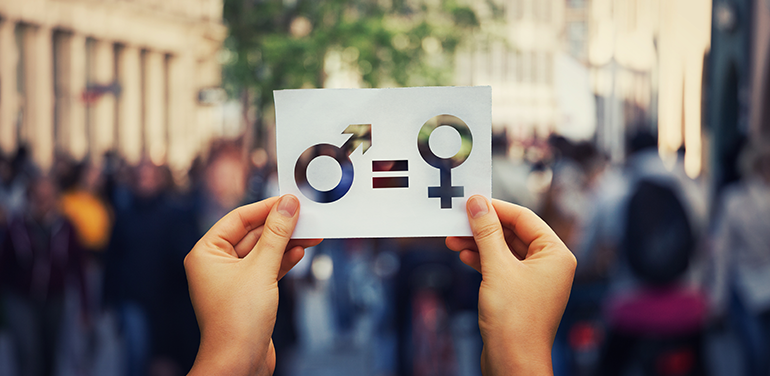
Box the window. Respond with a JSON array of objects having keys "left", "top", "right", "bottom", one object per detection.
[
  {"left": 15, "top": 25, "right": 24, "bottom": 95},
  {"left": 512, "top": 0, "right": 524, "bottom": 19},
  {"left": 545, "top": 52, "right": 553, "bottom": 85},
  {"left": 516, "top": 50, "right": 524, "bottom": 82},
  {"left": 568, "top": 22, "right": 586, "bottom": 59},
  {"left": 506, "top": 46, "right": 517, "bottom": 83}
]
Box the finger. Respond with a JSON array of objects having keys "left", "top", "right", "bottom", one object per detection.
[
  {"left": 491, "top": 199, "right": 565, "bottom": 255},
  {"left": 234, "top": 227, "right": 263, "bottom": 258},
  {"left": 451, "top": 206, "right": 527, "bottom": 260},
  {"left": 458, "top": 249, "right": 481, "bottom": 273},
  {"left": 465, "top": 195, "right": 511, "bottom": 268},
  {"left": 234, "top": 225, "right": 321, "bottom": 259},
  {"left": 277, "top": 246, "right": 305, "bottom": 280},
  {"left": 445, "top": 236, "right": 478, "bottom": 253},
  {"left": 203, "top": 197, "right": 280, "bottom": 251},
  {"left": 289, "top": 238, "right": 324, "bottom": 249},
  {"left": 247, "top": 195, "right": 300, "bottom": 277},
  {"left": 503, "top": 228, "right": 527, "bottom": 260}
]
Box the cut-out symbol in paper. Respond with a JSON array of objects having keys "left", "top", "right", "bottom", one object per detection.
[
  {"left": 294, "top": 124, "right": 370, "bottom": 203},
  {"left": 372, "top": 160, "right": 409, "bottom": 189},
  {"left": 418, "top": 115, "right": 473, "bottom": 209},
  {"left": 294, "top": 114, "right": 472, "bottom": 208}
]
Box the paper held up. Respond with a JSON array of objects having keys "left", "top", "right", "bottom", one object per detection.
[{"left": 275, "top": 86, "right": 491, "bottom": 239}]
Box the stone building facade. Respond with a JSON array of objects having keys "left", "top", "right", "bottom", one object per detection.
[
  {"left": 586, "top": 0, "right": 710, "bottom": 173},
  {"left": 0, "top": 0, "right": 226, "bottom": 170},
  {"left": 454, "top": 0, "right": 563, "bottom": 140}
]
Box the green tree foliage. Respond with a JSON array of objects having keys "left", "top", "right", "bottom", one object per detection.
[{"left": 221, "top": 0, "right": 480, "bottom": 111}]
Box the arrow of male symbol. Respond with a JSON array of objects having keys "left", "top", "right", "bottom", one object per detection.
[{"left": 340, "top": 124, "right": 372, "bottom": 155}]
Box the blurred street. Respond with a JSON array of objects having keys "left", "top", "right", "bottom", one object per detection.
[
  {"left": 2, "top": 0, "right": 770, "bottom": 376},
  {"left": 285, "top": 281, "right": 369, "bottom": 376}
]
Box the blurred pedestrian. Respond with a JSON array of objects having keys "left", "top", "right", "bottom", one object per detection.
[
  {"left": 0, "top": 176, "right": 87, "bottom": 376},
  {"left": 491, "top": 130, "right": 539, "bottom": 210},
  {"left": 103, "top": 161, "right": 199, "bottom": 376},
  {"left": 57, "top": 159, "right": 116, "bottom": 347},
  {"left": 541, "top": 136, "right": 603, "bottom": 251},
  {"left": 710, "top": 141, "right": 770, "bottom": 376},
  {"left": 196, "top": 143, "right": 246, "bottom": 233},
  {"left": 577, "top": 131, "right": 709, "bottom": 375},
  {"left": 0, "top": 154, "right": 11, "bottom": 243},
  {"left": 541, "top": 137, "right": 606, "bottom": 376},
  {"left": 244, "top": 148, "right": 272, "bottom": 203},
  {"left": 0, "top": 149, "right": 29, "bottom": 221},
  {"left": 59, "top": 161, "right": 113, "bottom": 254},
  {"left": 101, "top": 151, "right": 134, "bottom": 214}
]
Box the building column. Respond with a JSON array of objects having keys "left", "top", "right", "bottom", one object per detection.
[
  {"left": 143, "top": 50, "right": 167, "bottom": 164},
  {"left": 23, "top": 25, "right": 54, "bottom": 170},
  {"left": 195, "top": 57, "right": 222, "bottom": 159},
  {"left": 167, "top": 54, "right": 196, "bottom": 170},
  {"left": 90, "top": 39, "right": 116, "bottom": 161},
  {"left": 54, "top": 32, "right": 88, "bottom": 161},
  {"left": 117, "top": 45, "right": 142, "bottom": 164},
  {"left": 67, "top": 34, "right": 88, "bottom": 160},
  {"left": 683, "top": 53, "right": 704, "bottom": 177},
  {"left": 0, "top": 20, "right": 19, "bottom": 155}
]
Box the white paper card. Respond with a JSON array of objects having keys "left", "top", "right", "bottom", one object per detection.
[{"left": 275, "top": 86, "right": 491, "bottom": 238}]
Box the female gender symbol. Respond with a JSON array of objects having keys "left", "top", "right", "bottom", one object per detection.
[{"left": 417, "top": 114, "right": 473, "bottom": 209}]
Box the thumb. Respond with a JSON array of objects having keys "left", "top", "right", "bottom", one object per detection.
[
  {"left": 246, "top": 194, "right": 300, "bottom": 278},
  {"left": 466, "top": 195, "right": 510, "bottom": 270}
]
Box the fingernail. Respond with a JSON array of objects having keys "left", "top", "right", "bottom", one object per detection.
[
  {"left": 277, "top": 195, "right": 299, "bottom": 217},
  {"left": 468, "top": 196, "right": 488, "bottom": 219}
]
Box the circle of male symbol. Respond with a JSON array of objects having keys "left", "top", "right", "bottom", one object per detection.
[
  {"left": 294, "top": 143, "right": 355, "bottom": 204},
  {"left": 417, "top": 114, "right": 473, "bottom": 209}
]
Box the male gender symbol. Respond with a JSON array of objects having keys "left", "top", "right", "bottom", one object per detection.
[
  {"left": 417, "top": 114, "right": 473, "bottom": 209},
  {"left": 294, "top": 124, "right": 371, "bottom": 203}
]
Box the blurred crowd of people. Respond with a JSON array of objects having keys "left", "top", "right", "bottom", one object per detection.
[
  {"left": 0, "top": 140, "right": 270, "bottom": 376},
  {"left": 0, "top": 130, "right": 769, "bottom": 376},
  {"left": 533, "top": 131, "right": 770, "bottom": 376}
]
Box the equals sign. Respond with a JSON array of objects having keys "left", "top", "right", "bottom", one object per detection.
[{"left": 372, "top": 160, "right": 409, "bottom": 188}]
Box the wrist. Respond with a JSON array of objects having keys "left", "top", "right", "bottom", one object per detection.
[
  {"left": 189, "top": 332, "right": 266, "bottom": 376},
  {"left": 481, "top": 335, "right": 553, "bottom": 376}
]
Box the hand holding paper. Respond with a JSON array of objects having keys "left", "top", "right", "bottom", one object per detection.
[
  {"left": 186, "top": 196, "right": 321, "bottom": 376},
  {"left": 446, "top": 196, "right": 577, "bottom": 376}
]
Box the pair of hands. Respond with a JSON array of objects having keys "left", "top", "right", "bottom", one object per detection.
[{"left": 185, "top": 195, "right": 576, "bottom": 376}]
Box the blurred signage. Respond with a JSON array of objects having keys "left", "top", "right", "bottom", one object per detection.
[
  {"left": 198, "top": 88, "right": 227, "bottom": 105},
  {"left": 81, "top": 82, "right": 122, "bottom": 105}
]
